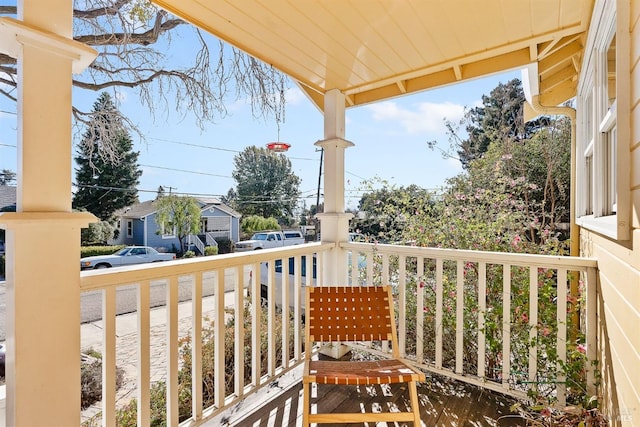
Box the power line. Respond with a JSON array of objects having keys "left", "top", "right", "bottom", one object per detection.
[
  {"left": 139, "top": 164, "right": 233, "bottom": 179},
  {"left": 148, "top": 136, "right": 319, "bottom": 161}
]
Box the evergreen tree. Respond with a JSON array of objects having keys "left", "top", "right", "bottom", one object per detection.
[
  {"left": 73, "top": 92, "right": 142, "bottom": 221},
  {"left": 455, "top": 79, "right": 548, "bottom": 168}
]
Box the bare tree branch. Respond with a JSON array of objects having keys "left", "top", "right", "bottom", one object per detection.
[
  {"left": 0, "top": 0, "right": 288, "bottom": 160},
  {"left": 73, "top": 0, "right": 128, "bottom": 19}
]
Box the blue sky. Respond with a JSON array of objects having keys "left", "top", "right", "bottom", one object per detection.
[{"left": 0, "top": 32, "right": 521, "bottom": 211}]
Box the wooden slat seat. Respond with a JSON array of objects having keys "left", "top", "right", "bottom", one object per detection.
[
  {"left": 308, "top": 359, "right": 422, "bottom": 385},
  {"left": 303, "top": 285, "right": 425, "bottom": 426}
]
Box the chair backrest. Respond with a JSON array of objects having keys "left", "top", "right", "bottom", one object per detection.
[{"left": 305, "top": 286, "right": 399, "bottom": 359}]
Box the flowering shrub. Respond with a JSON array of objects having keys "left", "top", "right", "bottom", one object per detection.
[{"left": 351, "top": 123, "right": 596, "bottom": 408}]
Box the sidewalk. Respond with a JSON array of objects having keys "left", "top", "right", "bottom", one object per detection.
[{"left": 80, "top": 292, "right": 237, "bottom": 423}]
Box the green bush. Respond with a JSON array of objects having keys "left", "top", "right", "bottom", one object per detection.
[
  {"left": 240, "top": 215, "right": 280, "bottom": 238},
  {"left": 81, "top": 245, "right": 126, "bottom": 258},
  {"left": 204, "top": 246, "right": 218, "bottom": 256},
  {"left": 182, "top": 250, "right": 195, "bottom": 258}
]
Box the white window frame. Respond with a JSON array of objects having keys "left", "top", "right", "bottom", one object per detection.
[
  {"left": 160, "top": 222, "right": 176, "bottom": 239},
  {"left": 575, "top": 0, "right": 630, "bottom": 240}
]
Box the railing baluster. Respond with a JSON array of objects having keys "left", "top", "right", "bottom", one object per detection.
[
  {"left": 102, "top": 286, "right": 116, "bottom": 427},
  {"left": 477, "top": 262, "right": 486, "bottom": 379},
  {"left": 282, "top": 259, "right": 290, "bottom": 368},
  {"left": 316, "top": 253, "right": 324, "bottom": 286},
  {"left": 166, "top": 276, "right": 179, "bottom": 426},
  {"left": 381, "top": 253, "right": 389, "bottom": 286},
  {"left": 456, "top": 260, "right": 464, "bottom": 374},
  {"left": 294, "top": 255, "right": 302, "bottom": 360},
  {"left": 557, "top": 268, "right": 568, "bottom": 406},
  {"left": 350, "top": 249, "right": 359, "bottom": 285},
  {"left": 192, "top": 274, "right": 203, "bottom": 420},
  {"left": 251, "top": 262, "right": 261, "bottom": 387},
  {"left": 366, "top": 250, "right": 374, "bottom": 287},
  {"left": 528, "top": 266, "right": 539, "bottom": 394},
  {"left": 267, "top": 260, "right": 276, "bottom": 376},
  {"left": 398, "top": 255, "right": 407, "bottom": 357},
  {"left": 416, "top": 257, "right": 424, "bottom": 364},
  {"left": 214, "top": 269, "right": 225, "bottom": 409},
  {"left": 234, "top": 266, "right": 245, "bottom": 398},
  {"left": 435, "top": 258, "right": 443, "bottom": 369},
  {"left": 137, "top": 282, "right": 151, "bottom": 426},
  {"left": 502, "top": 264, "right": 511, "bottom": 390}
]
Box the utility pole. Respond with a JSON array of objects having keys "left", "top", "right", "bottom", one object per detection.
[{"left": 315, "top": 148, "right": 324, "bottom": 240}]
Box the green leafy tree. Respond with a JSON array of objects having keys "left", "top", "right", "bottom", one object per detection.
[
  {"left": 352, "top": 180, "right": 435, "bottom": 242},
  {"left": 73, "top": 92, "right": 142, "bottom": 221},
  {"left": 155, "top": 195, "right": 201, "bottom": 255},
  {"left": 231, "top": 146, "right": 301, "bottom": 220},
  {"left": 240, "top": 215, "right": 280, "bottom": 238}
]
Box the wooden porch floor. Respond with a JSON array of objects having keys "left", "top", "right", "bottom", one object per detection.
[{"left": 222, "top": 373, "right": 526, "bottom": 427}]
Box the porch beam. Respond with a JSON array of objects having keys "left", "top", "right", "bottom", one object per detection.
[{"left": 0, "top": 1, "right": 97, "bottom": 425}]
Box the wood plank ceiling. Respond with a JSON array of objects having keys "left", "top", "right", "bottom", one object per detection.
[{"left": 152, "top": 0, "right": 594, "bottom": 110}]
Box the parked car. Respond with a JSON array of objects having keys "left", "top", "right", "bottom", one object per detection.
[
  {"left": 235, "top": 230, "right": 305, "bottom": 252},
  {"left": 253, "top": 256, "right": 317, "bottom": 309},
  {"left": 80, "top": 246, "right": 176, "bottom": 270},
  {"left": 253, "top": 252, "right": 367, "bottom": 309}
]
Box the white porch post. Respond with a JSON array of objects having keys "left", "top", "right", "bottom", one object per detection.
[
  {"left": 0, "top": 1, "right": 96, "bottom": 425},
  {"left": 315, "top": 89, "right": 353, "bottom": 285}
]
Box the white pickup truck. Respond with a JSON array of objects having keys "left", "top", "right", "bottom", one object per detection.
[{"left": 235, "top": 230, "right": 305, "bottom": 252}]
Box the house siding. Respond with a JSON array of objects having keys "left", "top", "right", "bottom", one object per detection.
[
  {"left": 580, "top": 2, "right": 640, "bottom": 425},
  {"left": 144, "top": 213, "right": 180, "bottom": 252}
]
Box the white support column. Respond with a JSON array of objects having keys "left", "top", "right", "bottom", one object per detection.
[
  {"left": 315, "top": 89, "right": 353, "bottom": 286},
  {"left": 0, "top": 2, "right": 97, "bottom": 425}
]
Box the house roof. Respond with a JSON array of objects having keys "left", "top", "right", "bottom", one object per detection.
[
  {"left": 152, "top": 0, "right": 594, "bottom": 109},
  {"left": 0, "top": 185, "right": 16, "bottom": 211},
  {"left": 121, "top": 197, "right": 240, "bottom": 219}
]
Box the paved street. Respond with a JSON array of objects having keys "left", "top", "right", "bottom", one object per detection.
[{"left": 0, "top": 267, "right": 251, "bottom": 341}]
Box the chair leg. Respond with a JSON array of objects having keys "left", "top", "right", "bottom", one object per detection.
[
  {"left": 409, "top": 381, "right": 421, "bottom": 426},
  {"left": 302, "top": 381, "right": 310, "bottom": 427}
]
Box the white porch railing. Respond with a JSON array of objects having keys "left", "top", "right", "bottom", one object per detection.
[
  {"left": 79, "top": 241, "right": 598, "bottom": 426},
  {"left": 80, "top": 242, "right": 331, "bottom": 426},
  {"left": 341, "top": 242, "right": 598, "bottom": 406},
  {"left": 205, "top": 232, "right": 218, "bottom": 246},
  {"left": 186, "top": 234, "right": 205, "bottom": 255}
]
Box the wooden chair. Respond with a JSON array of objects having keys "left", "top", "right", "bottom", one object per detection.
[{"left": 303, "top": 285, "right": 425, "bottom": 426}]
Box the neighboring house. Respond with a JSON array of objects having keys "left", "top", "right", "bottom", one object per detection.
[
  {"left": 112, "top": 197, "right": 241, "bottom": 253},
  {"left": 0, "top": 186, "right": 16, "bottom": 212}
]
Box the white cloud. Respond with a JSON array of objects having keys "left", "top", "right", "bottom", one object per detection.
[
  {"left": 366, "top": 100, "right": 465, "bottom": 134},
  {"left": 285, "top": 86, "right": 305, "bottom": 105}
]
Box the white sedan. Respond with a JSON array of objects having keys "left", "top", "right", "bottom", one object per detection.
[{"left": 80, "top": 246, "right": 176, "bottom": 270}]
